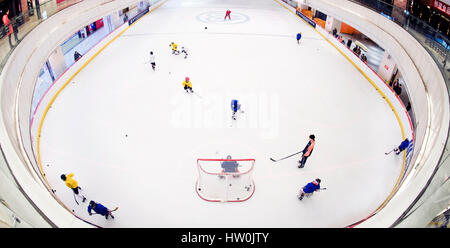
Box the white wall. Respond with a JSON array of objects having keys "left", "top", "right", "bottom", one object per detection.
[
  {"left": 47, "top": 46, "right": 67, "bottom": 80},
  {"left": 377, "top": 51, "right": 397, "bottom": 82},
  {"left": 325, "top": 16, "right": 342, "bottom": 33}
]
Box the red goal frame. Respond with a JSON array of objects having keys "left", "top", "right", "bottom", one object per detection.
[{"left": 195, "top": 158, "right": 255, "bottom": 202}]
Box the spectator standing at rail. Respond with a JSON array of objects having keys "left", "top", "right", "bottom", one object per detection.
[
  {"left": 12, "top": 15, "right": 19, "bottom": 43},
  {"left": 361, "top": 53, "right": 368, "bottom": 63},
  {"left": 2, "top": 10, "right": 18, "bottom": 48},
  {"left": 35, "top": 0, "right": 42, "bottom": 19},
  {"left": 393, "top": 80, "right": 402, "bottom": 96},
  {"left": 347, "top": 38, "right": 352, "bottom": 48}
]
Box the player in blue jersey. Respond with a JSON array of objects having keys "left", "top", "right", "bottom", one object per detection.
[
  {"left": 298, "top": 178, "right": 321, "bottom": 200},
  {"left": 219, "top": 155, "right": 240, "bottom": 179},
  {"left": 296, "top": 32, "right": 302, "bottom": 44},
  {"left": 88, "top": 200, "right": 115, "bottom": 219},
  {"left": 221, "top": 155, "right": 239, "bottom": 173},
  {"left": 231, "top": 99, "right": 242, "bottom": 120},
  {"left": 394, "top": 138, "right": 410, "bottom": 155}
]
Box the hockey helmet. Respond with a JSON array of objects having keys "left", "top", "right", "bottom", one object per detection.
[
  {"left": 315, "top": 178, "right": 321, "bottom": 183},
  {"left": 185, "top": 77, "right": 190, "bottom": 81},
  {"left": 60, "top": 174, "right": 66, "bottom": 181},
  {"left": 309, "top": 134, "right": 315, "bottom": 140}
]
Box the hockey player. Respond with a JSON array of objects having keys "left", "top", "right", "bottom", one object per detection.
[
  {"left": 296, "top": 32, "right": 302, "bottom": 44},
  {"left": 88, "top": 200, "right": 115, "bottom": 219},
  {"left": 394, "top": 138, "right": 410, "bottom": 155},
  {"left": 224, "top": 9, "right": 231, "bottom": 20},
  {"left": 169, "top": 42, "right": 179, "bottom": 55},
  {"left": 149, "top": 51, "right": 156, "bottom": 70},
  {"left": 220, "top": 155, "right": 239, "bottom": 179},
  {"left": 231, "top": 99, "right": 241, "bottom": 120},
  {"left": 181, "top": 46, "right": 188, "bottom": 59},
  {"left": 298, "top": 178, "right": 321, "bottom": 200},
  {"left": 182, "top": 77, "right": 193, "bottom": 93},
  {"left": 61, "top": 173, "right": 86, "bottom": 204},
  {"left": 298, "top": 134, "right": 315, "bottom": 168},
  {"left": 221, "top": 155, "right": 239, "bottom": 173}
]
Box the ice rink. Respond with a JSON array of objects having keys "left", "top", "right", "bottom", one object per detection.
[{"left": 37, "top": 0, "right": 405, "bottom": 227}]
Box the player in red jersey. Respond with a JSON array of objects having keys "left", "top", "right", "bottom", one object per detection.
[{"left": 224, "top": 9, "right": 231, "bottom": 20}]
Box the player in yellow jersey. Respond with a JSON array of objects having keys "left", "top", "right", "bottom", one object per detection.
[
  {"left": 182, "top": 77, "right": 193, "bottom": 93},
  {"left": 61, "top": 173, "right": 86, "bottom": 204},
  {"left": 169, "top": 42, "right": 179, "bottom": 55}
]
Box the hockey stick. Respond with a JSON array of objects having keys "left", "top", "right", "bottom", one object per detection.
[
  {"left": 385, "top": 148, "right": 396, "bottom": 155},
  {"left": 270, "top": 151, "right": 303, "bottom": 162},
  {"left": 192, "top": 91, "right": 202, "bottom": 99},
  {"left": 73, "top": 193, "right": 79, "bottom": 205},
  {"left": 89, "top": 207, "right": 118, "bottom": 215},
  {"left": 89, "top": 206, "right": 118, "bottom": 220}
]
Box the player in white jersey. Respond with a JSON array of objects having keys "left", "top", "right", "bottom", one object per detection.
[
  {"left": 181, "top": 46, "right": 188, "bottom": 59},
  {"left": 149, "top": 51, "right": 156, "bottom": 70}
]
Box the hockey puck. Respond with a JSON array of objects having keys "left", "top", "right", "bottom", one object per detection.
[
  {"left": 125, "top": 134, "right": 128, "bottom": 137},
  {"left": 205, "top": 26, "right": 207, "bottom": 29},
  {"left": 72, "top": 210, "right": 74, "bottom": 212},
  {"left": 198, "top": 188, "right": 201, "bottom": 191}
]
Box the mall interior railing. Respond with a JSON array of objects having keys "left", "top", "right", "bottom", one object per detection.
[
  {"left": 0, "top": 0, "right": 85, "bottom": 228},
  {"left": 349, "top": 0, "right": 450, "bottom": 227},
  {"left": 349, "top": 0, "right": 450, "bottom": 85},
  {"left": 0, "top": 0, "right": 84, "bottom": 73}
]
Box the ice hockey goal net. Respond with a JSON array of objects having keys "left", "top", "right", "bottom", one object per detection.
[{"left": 196, "top": 158, "right": 255, "bottom": 202}]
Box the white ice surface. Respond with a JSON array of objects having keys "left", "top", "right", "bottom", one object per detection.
[{"left": 38, "top": 0, "right": 405, "bottom": 227}]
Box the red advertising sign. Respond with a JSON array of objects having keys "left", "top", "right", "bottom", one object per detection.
[{"left": 430, "top": 0, "right": 450, "bottom": 17}]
